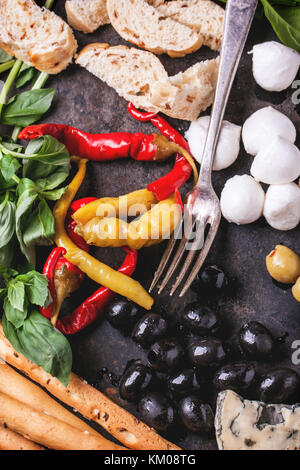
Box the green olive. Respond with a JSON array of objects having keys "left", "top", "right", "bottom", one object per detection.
[
  {"left": 292, "top": 277, "right": 300, "bottom": 302},
  {"left": 266, "top": 245, "right": 300, "bottom": 284}
]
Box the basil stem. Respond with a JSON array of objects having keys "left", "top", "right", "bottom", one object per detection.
[
  {"left": 0, "top": 60, "right": 22, "bottom": 117},
  {"left": 45, "top": 0, "right": 55, "bottom": 9},
  {"left": 0, "top": 60, "right": 16, "bottom": 76}
]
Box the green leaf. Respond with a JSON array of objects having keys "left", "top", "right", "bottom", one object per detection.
[
  {"left": 0, "top": 49, "right": 12, "bottom": 64},
  {"left": 261, "top": 0, "right": 300, "bottom": 51},
  {"left": 22, "top": 199, "right": 55, "bottom": 247},
  {"left": 22, "top": 160, "right": 56, "bottom": 180},
  {"left": 0, "top": 198, "right": 16, "bottom": 248},
  {"left": 25, "top": 135, "right": 70, "bottom": 166},
  {"left": 0, "top": 243, "right": 13, "bottom": 268},
  {"left": 41, "top": 187, "right": 67, "bottom": 201},
  {"left": 0, "top": 265, "right": 18, "bottom": 282},
  {"left": 0, "top": 154, "right": 20, "bottom": 182},
  {"left": 15, "top": 179, "right": 38, "bottom": 263},
  {"left": 17, "top": 270, "right": 49, "bottom": 307},
  {"left": 2, "top": 311, "right": 72, "bottom": 386},
  {"left": 35, "top": 164, "right": 70, "bottom": 191},
  {"left": 0, "top": 89, "right": 55, "bottom": 127},
  {"left": 16, "top": 67, "right": 35, "bottom": 89},
  {"left": 7, "top": 279, "right": 25, "bottom": 311},
  {"left": 3, "top": 296, "right": 28, "bottom": 328}
]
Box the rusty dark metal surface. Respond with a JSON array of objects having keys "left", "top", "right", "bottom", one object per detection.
[{"left": 38, "top": 3, "right": 300, "bottom": 450}]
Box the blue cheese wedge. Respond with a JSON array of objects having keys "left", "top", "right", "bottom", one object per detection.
[{"left": 215, "top": 390, "right": 300, "bottom": 450}]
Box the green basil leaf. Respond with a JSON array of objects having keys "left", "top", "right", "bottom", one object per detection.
[
  {"left": 22, "top": 199, "right": 55, "bottom": 248},
  {"left": 0, "top": 265, "right": 18, "bottom": 282},
  {"left": 0, "top": 199, "right": 16, "bottom": 248},
  {"left": 35, "top": 164, "right": 70, "bottom": 191},
  {"left": 0, "top": 155, "right": 20, "bottom": 182},
  {"left": 0, "top": 172, "right": 17, "bottom": 192},
  {"left": 22, "top": 160, "right": 56, "bottom": 180},
  {"left": 0, "top": 49, "right": 12, "bottom": 64},
  {"left": 25, "top": 135, "right": 70, "bottom": 166},
  {"left": 0, "top": 89, "right": 55, "bottom": 127},
  {"left": 16, "top": 67, "right": 35, "bottom": 89},
  {"left": 3, "top": 296, "right": 28, "bottom": 328},
  {"left": 261, "top": 0, "right": 300, "bottom": 51},
  {"left": 0, "top": 243, "right": 13, "bottom": 268},
  {"left": 7, "top": 279, "right": 25, "bottom": 311},
  {"left": 41, "top": 187, "right": 67, "bottom": 201},
  {"left": 16, "top": 179, "right": 38, "bottom": 263},
  {"left": 17, "top": 270, "right": 49, "bottom": 307},
  {"left": 3, "top": 311, "right": 72, "bottom": 386}
]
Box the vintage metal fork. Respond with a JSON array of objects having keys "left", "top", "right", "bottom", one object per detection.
[{"left": 150, "top": 0, "right": 258, "bottom": 298}]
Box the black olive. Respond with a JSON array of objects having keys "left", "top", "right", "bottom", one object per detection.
[
  {"left": 119, "top": 361, "right": 153, "bottom": 402},
  {"left": 106, "top": 298, "right": 142, "bottom": 330},
  {"left": 257, "top": 368, "right": 300, "bottom": 403},
  {"left": 188, "top": 338, "right": 227, "bottom": 368},
  {"left": 239, "top": 322, "right": 275, "bottom": 359},
  {"left": 168, "top": 369, "right": 204, "bottom": 396},
  {"left": 179, "top": 396, "right": 214, "bottom": 433},
  {"left": 148, "top": 338, "right": 184, "bottom": 372},
  {"left": 138, "top": 392, "right": 175, "bottom": 432},
  {"left": 181, "top": 303, "right": 220, "bottom": 335},
  {"left": 191, "top": 265, "right": 229, "bottom": 298},
  {"left": 213, "top": 362, "right": 256, "bottom": 393},
  {"left": 132, "top": 313, "right": 168, "bottom": 348}
]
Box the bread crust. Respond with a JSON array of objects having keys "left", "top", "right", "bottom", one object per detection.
[
  {"left": 66, "top": 0, "right": 110, "bottom": 34},
  {"left": 0, "top": 424, "right": 44, "bottom": 450},
  {"left": 0, "top": 325, "right": 180, "bottom": 450}
]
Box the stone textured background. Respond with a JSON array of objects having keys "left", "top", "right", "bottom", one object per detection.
[{"left": 35, "top": 1, "right": 300, "bottom": 450}]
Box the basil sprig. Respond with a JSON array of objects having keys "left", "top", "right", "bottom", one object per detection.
[{"left": 0, "top": 267, "right": 72, "bottom": 386}]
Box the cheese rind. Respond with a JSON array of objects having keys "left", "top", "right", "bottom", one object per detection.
[{"left": 215, "top": 390, "right": 300, "bottom": 450}]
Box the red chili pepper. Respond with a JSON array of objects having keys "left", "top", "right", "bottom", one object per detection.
[
  {"left": 174, "top": 187, "right": 184, "bottom": 214},
  {"left": 19, "top": 124, "right": 170, "bottom": 162},
  {"left": 40, "top": 247, "right": 67, "bottom": 319},
  {"left": 148, "top": 154, "right": 191, "bottom": 201},
  {"left": 128, "top": 103, "right": 192, "bottom": 201},
  {"left": 56, "top": 248, "right": 138, "bottom": 335}
]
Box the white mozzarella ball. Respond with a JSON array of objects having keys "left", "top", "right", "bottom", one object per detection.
[
  {"left": 252, "top": 41, "right": 300, "bottom": 92},
  {"left": 250, "top": 137, "right": 300, "bottom": 185},
  {"left": 185, "top": 116, "right": 241, "bottom": 171},
  {"left": 242, "top": 106, "right": 296, "bottom": 156},
  {"left": 263, "top": 183, "right": 300, "bottom": 231},
  {"left": 221, "top": 175, "right": 265, "bottom": 225}
]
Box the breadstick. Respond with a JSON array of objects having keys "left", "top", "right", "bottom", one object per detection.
[
  {"left": 0, "top": 391, "right": 125, "bottom": 451},
  {"left": 0, "top": 424, "right": 43, "bottom": 450},
  {"left": 0, "top": 363, "right": 97, "bottom": 436},
  {"left": 0, "top": 325, "right": 180, "bottom": 450}
]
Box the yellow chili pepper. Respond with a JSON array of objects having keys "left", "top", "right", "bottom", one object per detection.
[
  {"left": 54, "top": 157, "right": 154, "bottom": 310},
  {"left": 73, "top": 189, "right": 158, "bottom": 226},
  {"left": 76, "top": 195, "right": 181, "bottom": 250}
]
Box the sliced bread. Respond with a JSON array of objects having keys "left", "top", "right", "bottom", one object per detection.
[
  {"left": 65, "top": 0, "right": 109, "bottom": 33},
  {"left": 150, "top": 57, "right": 219, "bottom": 120},
  {"left": 0, "top": 0, "right": 77, "bottom": 74},
  {"left": 76, "top": 43, "right": 167, "bottom": 111},
  {"left": 157, "top": 0, "right": 224, "bottom": 51},
  {"left": 76, "top": 43, "right": 219, "bottom": 121},
  {"left": 106, "top": 0, "right": 203, "bottom": 58}
]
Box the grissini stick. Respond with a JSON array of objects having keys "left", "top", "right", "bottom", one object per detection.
[
  {"left": 0, "top": 324, "right": 180, "bottom": 450},
  {"left": 0, "top": 424, "right": 44, "bottom": 450},
  {"left": 0, "top": 363, "right": 97, "bottom": 436},
  {"left": 0, "top": 391, "right": 125, "bottom": 451}
]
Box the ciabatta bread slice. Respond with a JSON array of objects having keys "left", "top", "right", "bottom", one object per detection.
[
  {"left": 150, "top": 57, "right": 219, "bottom": 120},
  {"left": 0, "top": 0, "right": 77, "bottom": 74},
  {"left": 77, "top": 43, "right": 219, "bottom": 121},
  {"left": 76, "top": 43, "right": 167, "bottom": 111},
  {"left": 106, "top": 0, "right": 203, "bottom": 58},
  {"left": 157, "top": 0, "right": 224, "bottom": 51},
  {"left": 65, "top": 0, "right": 109, "bottom": 33}
]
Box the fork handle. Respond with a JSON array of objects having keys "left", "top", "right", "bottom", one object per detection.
[{"left": 198, "top": 0, "right": 258, "bottom": 185}]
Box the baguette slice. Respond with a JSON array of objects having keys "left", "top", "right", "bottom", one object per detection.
[
  {"left": 66, "top": 0, "right": 110, "bottom": 33},
  {"left": 150, "top": 57, "right": 219, "bottom": 121},
  {"left": 77, "top": 43, "right": 219, "bottom": 121},
  {"left": 157, "top": 0, "right": 224, "bottom": 51},
  {"left": 0, "top": 0, "right": 77, "bottom": 74},
  {"left": 107, "top": 0, "right": 203, "bottom": 57},
  {"left": 76, "top": 43, "right": 167, "bottom": 111}
]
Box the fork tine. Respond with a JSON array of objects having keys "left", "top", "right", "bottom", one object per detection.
[
  {"left": 179, "top": 216, "right": 221, "bottom": 297},
  {"left": 149, "top": 216, "right": 184, "bottom": 293},
  {"left": 169, "top": 218, "right": 207, "bottom": 296},
  {"left": 157, "top": 215, "right": 195, "bottom": 294}
]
